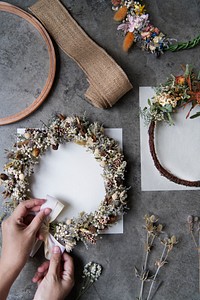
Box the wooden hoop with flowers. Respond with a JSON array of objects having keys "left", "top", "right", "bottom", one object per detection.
[
  {"left": 111, "top": 0, "right": 200, "bottom": 56},
  {"left": 0, "top": 115, "right": 128, "bottom": 251},
  {"left": 141, "top": 65, "right": 200, "bottom": 186}
]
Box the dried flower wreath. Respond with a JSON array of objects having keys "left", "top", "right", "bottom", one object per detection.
[
  {"left": 141, "top": 65, "right": 200, "bottom": 186},
  {"left": 111, "top": 0, "right": 200, "bottom": 56},
  {"left": 0, "top": 115, "right": 128, "bottom": 251}
]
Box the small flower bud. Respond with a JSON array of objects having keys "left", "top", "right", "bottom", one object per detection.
[
  {"left": 187, "top": 215, "right": 193, "bottom": 224},
  {"left": 52, "top": 144, "right": 59, "bottom": 150},
  {"left": 19, "top": 173, "right": 25, "bottom": 181},
  {"left": 0, "top": 173, "right": 8, "bottom": 181},
  {"left": 66, "top": 219, "right": 71, "bottom": 225},
  {"left": 32, "top": 148, "right": 40, "bottom": 157},
  {"left": 24, "top": 132, "right": 31, "bottom": 139}
]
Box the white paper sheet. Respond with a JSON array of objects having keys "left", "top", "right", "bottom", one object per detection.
[
  {"left": 140, "top": 87, "right": 200, "bottom": 191},
  {"left": 17, "top": 128, "right": 123, "bottom": 233}
]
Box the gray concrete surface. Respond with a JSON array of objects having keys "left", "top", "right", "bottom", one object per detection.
[{"left": 0, "top": 0, "right": 200, "bottom": 299}]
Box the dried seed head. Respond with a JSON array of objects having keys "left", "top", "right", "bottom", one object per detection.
[
  {"left": 112, "top": 192, "right": 118, "bottom": 200},
  {"left": 2, "top": 190, "right": 11, "bottom": 198},
  {"left": 16, "top": 140, "right": 29, "bottom": 148},
  {"left": 157, "top": 224, "right": 163, "bottom": 233},
  {"left": 150, "top": 215, "right": 156, "bottom": 223},
  {"left": 187, "top": 215, "right": 193, "bottom": 224},
  {"left": 155, "top": 260, "right": 162, "bottom": 267},
  {"left": 170, "top": 235, "right": 177, "bottom": 245},
  {"left": 100, "top": 161, "right": 106, "bottom": 167},
  {"left": 24, "top": 132, "right": 31, "bottom": 139},
  {"left": 19, "top": 173, "right": 25, "bottom": 181},
  {"left": 16, "top": 152, "right": 23, "bottom": 160},
  {"left": 32, "top": 148, "right": 40, "bottom": 157},
  {"left": 66, "top": 219, "right": 71, "bottom": 225},
  {"left": 57, "top": 114, "right": 66, "bottom": 120},
  {"left": 108, "top": 215, "right": 118, "bottom": 224},
  {"left": 88, "top": 226, "right": 97, "bottom": 234},
  {"left": 52, "top": 144, "right": 59, "bottom": 150},
  {"left": 0, "top": 173, "right": 8, "bottom": 181}
]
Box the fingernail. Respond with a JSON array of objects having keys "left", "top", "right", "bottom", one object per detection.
[
  {"left": 44, "top": 208, "right": 51, "bottom": 215},
  {"left": 53, "top": 246, "right": 60, "bottom": 254}
]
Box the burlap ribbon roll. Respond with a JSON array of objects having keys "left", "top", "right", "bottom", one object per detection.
[{"left": 29, "top": 0, "right": 132, "bottom": 108}]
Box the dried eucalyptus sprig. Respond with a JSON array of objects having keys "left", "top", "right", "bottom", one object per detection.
[
  {"left": 75, "top": 262, "right": 102, "bottom": 300},
  {"left": 187, "top": 215, "right": 200, "bottom": 293}
]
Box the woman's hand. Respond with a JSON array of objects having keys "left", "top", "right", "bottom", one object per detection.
[
  {"left": 0, "top": 198, "right": 51, "bottom": 273},
  {"left": 0, "top": 198, "right": 51, "bottom": 300},
  {"left": 33, "top": 246, "right": 74, "bottom": 300}
]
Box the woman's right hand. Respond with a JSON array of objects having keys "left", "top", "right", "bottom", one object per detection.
[{"left": 33, "top": 246, "right": 74, "bottom": 300}]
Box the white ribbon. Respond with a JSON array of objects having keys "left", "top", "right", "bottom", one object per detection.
[{"left": 30, "top": 195, "right": 66, "bottom": 260}]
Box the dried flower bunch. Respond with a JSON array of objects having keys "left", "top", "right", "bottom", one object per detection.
[
  {"left": 141, "top": 65, "right": 200, "bottom": 187},
  {"left": 0, "top": 115, "right": 128, "bottom": 251},
  {"left": 141, "top": 65, "right": 200, "bottom": 125},
  {"left": 135, "top": 214, "right": 178, "bottom": 300},
  {"left": 76, "top": 262, "right": 102, "bottom": 300},
  {"left": 111, "top": 0, "right": 200, "bottom": 56}
]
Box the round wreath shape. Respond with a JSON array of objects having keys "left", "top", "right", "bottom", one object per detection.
[
  {"left": 141, "top": 65, "right": 200, "bottom": 187},
  {"left": 0, "top": 115, "right": 128, "bottom": 251}
]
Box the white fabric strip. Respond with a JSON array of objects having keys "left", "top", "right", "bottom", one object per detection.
[{"left": 30, "top": 195, "right": 66, "bottom": 260}]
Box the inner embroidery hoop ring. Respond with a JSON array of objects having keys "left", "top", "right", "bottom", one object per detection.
[
  {"left": 0, "top": 2, "right": 56, "bottom": 125},
  {"left": 148, "top": 120, "right": 200, "bottom": 187}
]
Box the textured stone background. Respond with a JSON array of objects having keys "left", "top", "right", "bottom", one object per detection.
[{"left": 0, "top": 0, "right": 200, "bottom": 299}]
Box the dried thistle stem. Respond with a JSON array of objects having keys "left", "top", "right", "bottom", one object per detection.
[
  {"left": 146, "top": 244, "right": 168, "bottom": 300},
  {"left": 138, "top": 233, "right": 156, "bottom": 300},
  {"left": 187, "top": 215, "right": 200, "bottom": 293},
  {"left": 144, "top": 234, "right": 155, "bottom": 268},
  {"left": 138, "top": 277, "right": 144, "bottom": 300},
  {"left": 191, "top": 231, "right": 198, "bottom": 248},
  {"left": 138, "top": 232, "right": 150, "bottom": 300}
]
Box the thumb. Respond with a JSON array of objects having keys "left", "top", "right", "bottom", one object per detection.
[
  {"left": 28, "top": 208, "right": 51, "bottom": 234},
  {"left": 48, "top": 246, "right": 62, "bottom": 275}
]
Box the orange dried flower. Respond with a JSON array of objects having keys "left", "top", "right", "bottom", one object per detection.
[
  {"left": 175, "top": 75, "right": 186, "bottom": 85},
  {"left": 114, "top": 6, "right": 128, "bottom": 21},
  {"left": 123, "top": 32, "right": 135, "bottom": 52}
]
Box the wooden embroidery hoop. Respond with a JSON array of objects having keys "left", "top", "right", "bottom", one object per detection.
[{"left": 0, "top": 2, "right": 56, "bottom": 125}]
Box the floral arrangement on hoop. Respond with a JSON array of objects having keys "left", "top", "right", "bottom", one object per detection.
[
  {"left": 141, "top": 65, "right": 200, "bottom": 187},
  {"left": 111, "top": 0, "right": 200, "bottom": 56},
  {"left": 0, "top": 115, "right": 128, "bottom": 251},
  {"left": 141, "top": 65, "right": 200, "bottom": 125}
]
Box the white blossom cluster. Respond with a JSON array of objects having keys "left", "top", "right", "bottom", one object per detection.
[{"left": 83, "top": 262, "right": 102, "bottom": 283}]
